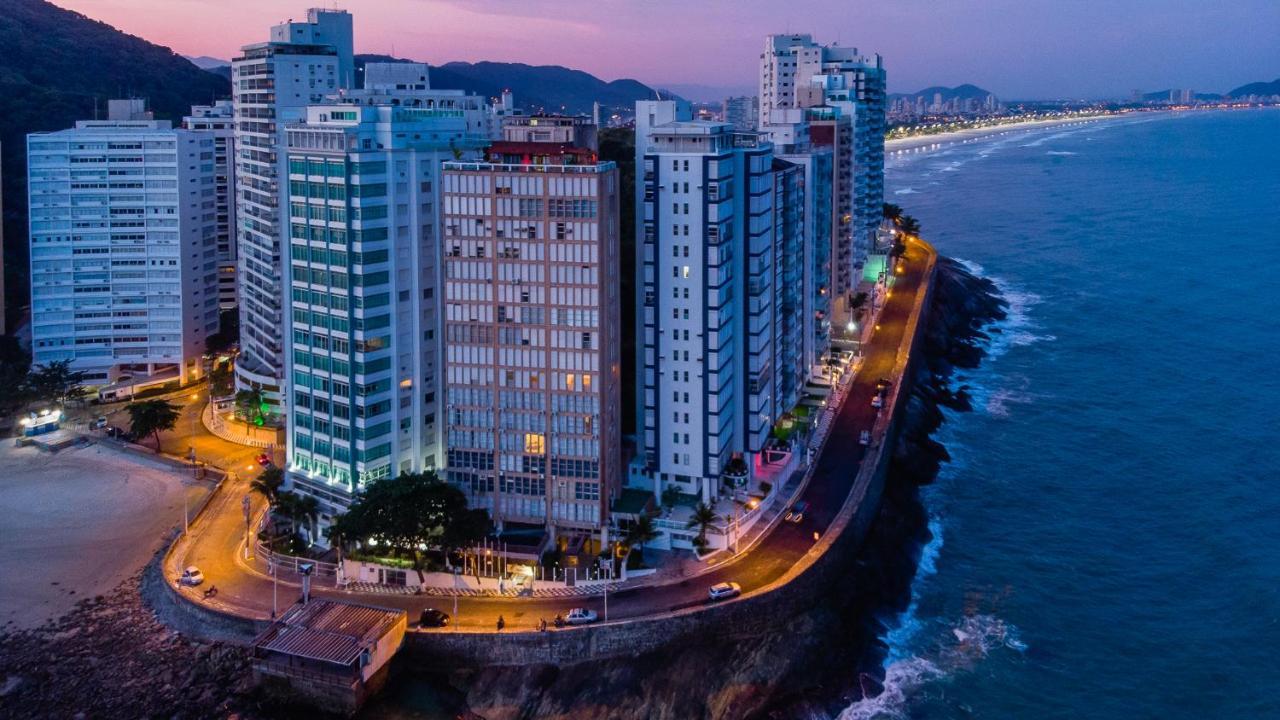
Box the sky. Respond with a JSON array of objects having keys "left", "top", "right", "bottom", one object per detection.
[{"left": 51, "top": 0, "right": 1280, "bottom": 100}]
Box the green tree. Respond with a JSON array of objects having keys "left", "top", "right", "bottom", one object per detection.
[
  {"left": 685, "top": 502, "right": 719, "bottom": 550},
  {"left": 882, "top": 202, "right": 904, "bottom": 221},
  {"left": 329, "top": 471, "right": 491, "bottom": 583},
  {"left": 125, "top": 398, "right": 181, "bottom": 452},
  {"left": 26, "top": 360, "right": 87, "bottom": 408},
  {"left": 624, "top": 515, "right": 659, "bottom": 564},
  {"left": 250, "top": 465, "right": 284, "bottom": 506},
  {"left": 234, "top": 388, "right": 266, "bottom": 425},
  {"left": 274, "top": 491, "right": 320, "bottom": 547},
  {"left": 660, "top": 485, "right": 681, "bottom": 509},
  {"left": 0, "top": 336, "right": 32, "bottom": 418}
]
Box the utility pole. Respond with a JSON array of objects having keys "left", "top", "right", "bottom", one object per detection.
[
  {"left": 603, "top": 580, "right": 608, "bottom": 622},
  {"left": 242, "top": 494, "right": 252, "bottom": 560}
]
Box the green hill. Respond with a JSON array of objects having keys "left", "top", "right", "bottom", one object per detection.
[
  {"left": 1227, "top": 78, "right": 1280, "bottom": 97},
  {"left": 0, "top": 0, "right": 229, "bottom": 331}
]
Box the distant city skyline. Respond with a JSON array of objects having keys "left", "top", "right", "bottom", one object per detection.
[{"left": 49, "top": 0, "right": 1280, "bottom": 100}]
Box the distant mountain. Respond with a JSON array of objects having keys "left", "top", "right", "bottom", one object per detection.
[
  {"left": 889, "top": 84, "right": 996, "bottom": 102},
  {"left": 1227, "top": 78, "right": 1280, "bottom": 97},
  {"left": 355, "top": 55, "right": 661, "bottom": 115},
  {"left": 184, "top": 55, "right": 230, "bottom": 70},
  {"left": 0, "top": 0, "right": 230, "bottom": 330}
]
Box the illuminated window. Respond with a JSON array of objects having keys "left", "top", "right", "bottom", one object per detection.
[
  {"left": 682, "top": 266, "right": 690, "bottom": 278},
  {"left": 524, "top": 433, "right": 545, "bottom": 455},
  {"left": 566, "top": 373, "right": 575, "bottom": 390},
  {"left": 583, "top": 375, "right": 592, "bottom": 391}
]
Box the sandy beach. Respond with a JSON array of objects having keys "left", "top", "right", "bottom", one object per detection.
[{"left": 885, "top": 114, "right": 1131, "bottom": 154}]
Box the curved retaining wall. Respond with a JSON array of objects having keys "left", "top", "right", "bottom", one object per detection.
[{"left": 405, "top": 242, "right": 939, "bottom": 669}]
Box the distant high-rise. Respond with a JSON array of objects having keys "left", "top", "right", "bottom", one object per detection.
[
  {"left": 232, "top": 9, "right": 354, "bottom": 419},
  {"left": 722, "top": 95, "right": 759, "bottom": 132},
  {"left": 27, "top": 102, "right": 220, "bottom": 388},
  {"left": 440, "top": 126, "right": 622, "bottom": 541},
  {"left": 184, "top": 100, "right": 238, "bottom": 311},
  {"left": 758, "top": 34, "right": 885, "bottom": 324}
]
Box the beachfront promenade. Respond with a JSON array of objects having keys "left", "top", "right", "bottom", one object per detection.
[{"left": 161, "top": 237, "right": 936, "bottom": 634}]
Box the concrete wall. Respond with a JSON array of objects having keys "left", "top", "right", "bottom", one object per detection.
[{"left": 404, "top": 241, "right": 939, "bottom": 670}]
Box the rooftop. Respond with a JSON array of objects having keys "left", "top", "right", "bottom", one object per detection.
[{"left": 252, "top": 599, "right": 405, "bottom": 667}]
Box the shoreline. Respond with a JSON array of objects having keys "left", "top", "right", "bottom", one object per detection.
[{"left": 885, "top": 113, "right": 1133, "bottom": 153}]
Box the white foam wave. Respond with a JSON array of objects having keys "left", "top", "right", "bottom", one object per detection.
[
  {"left": 1046, "top": 150, "right": 1077, "bottom": 156},
  {"left": 893, "top": 187, "right": 920, "bottom": 195}
]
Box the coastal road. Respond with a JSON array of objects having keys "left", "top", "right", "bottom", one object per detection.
[{"left": 171, "top": 238, "right": 931, "bottom": 631}]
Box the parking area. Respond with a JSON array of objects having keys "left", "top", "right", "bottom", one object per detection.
[{"left": 0, "top": 441, "right": 212, "bottom": 630}]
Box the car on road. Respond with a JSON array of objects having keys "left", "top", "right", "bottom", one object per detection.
[
  {"left": 871, "top": 394, "right": 884, "bottom": 409},
  {"left": 418, "top": 608, "right": 450, "bottom": 628},
  {"left": 785, "top": 500, "right": 809, "bottom": 523},
  {"left": 256, "top": 453, "right": 273, "bottom": 467},
  {"left": 708, "top": 582, "right": 742, "bottom": 601},
  {"left": 859, "top": 430, "right": 871, "bottom": 446},
  {"left": 179, "top": 566, "right": 205, "bottom": 586},
  {"left": 876, "top": 378, "right": 893, "bottom": 392},
  {"left": 91, "top": 416, "right": 108, "bottom": 429},
  {"left": 565, "top": 608, "right": 598, "bottom": 625},
  {"left": 107, "top": 426, "right": 137, "bottom": 442}
]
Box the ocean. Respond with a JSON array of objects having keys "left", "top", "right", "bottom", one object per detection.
[{"left": 841, "top": 108, "right": 1280, "bottom": 719}]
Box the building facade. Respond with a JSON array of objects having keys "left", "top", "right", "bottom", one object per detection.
[
  {"left": 439, "top": 139, "right": 621, "bottom": 540},
  {"left": 232, "top": 9, "right": 353, "bottom": 415},
  {"left": 722, "top": 95, "right": 759, "bottom": 132},
  {"left": 281, "top": 68, "right": 493, "bottom": 518},
  {"left": 184, "top": 100, "right": 238, "bottom": 311},
  {"left": 27, "top": 100, "right": 219, "bottom": 387},
  {"left": 633, "top": 100, "right": 787, "bottom": 504}
]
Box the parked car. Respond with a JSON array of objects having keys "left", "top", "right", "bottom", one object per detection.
[
  {"left": 107, "top": 426, "right": 136, "bottom": 442},
  {"left": 91, "top": 416, "right": 108, "bottom": 429},
  {"left": 565, "top": 608, "right": 598, "bottom": 625},
  {"left": 179, "top": 566, "right": 205, "bottom": 586},
  {"left": 859, "top": 430, "right": 871, "bottom": 446},
  {"left": 419, "top": 608, "right": 450, "bottom": 628},
  {"left": 871, "top": 394, "right": 884, "bottom": 409},
  {"left": 708, "top": 582, "right": 742, "bottom": 601},
  {"left": 876, "top": 378, "right": 893, "bottom": 392},
  {"left": 785, "top": 500, "right": 809, "bottom": 523},
  {"left": 256, "top": 453, "right": 273, "bottom": 467}
]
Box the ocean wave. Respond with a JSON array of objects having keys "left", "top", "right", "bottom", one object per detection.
[
  {"left": 893, "top": 187, "right": 920, "bottom": 195},
  {"left": 1046, "top": 150, "right": 1077, "bottom": 156},
  {"left": 836, "top": 613, "right": 1026, "bottom": 720}
]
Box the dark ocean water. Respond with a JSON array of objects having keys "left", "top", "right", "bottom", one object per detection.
[{"left": 840, "top": 109, "right": 1280, "bottom": 719}]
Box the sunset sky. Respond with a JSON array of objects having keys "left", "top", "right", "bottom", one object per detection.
[{"left": 51, "top": 0, "right": 1280, "bottom": 99}]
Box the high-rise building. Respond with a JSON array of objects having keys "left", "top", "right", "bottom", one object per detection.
[
  {"left": 440, "top": 125, "right": 621, "bottom": 541},
  {"left": 633, "top": 100, "right": 798, "bottom": 505},
  {"left": 27, "top": 100, "right": 219, "bottom": 388},
  {"left": 501, "top": 115, "right": 599, "bottom": 151},
  {"left": 281, "top": 64, "right": 494, "bottom": 517},
  {"left": 722, "top": 95, "right": 759, "bottom": 132},
  {"left": 184, "top": 100, "right": 238, "bottom": 311},
  {"left": 232, "top": 9, "right": 354, "bottom": 419},
  {"left": 759, "top": 34, "right": 886, "bottom": 321}
]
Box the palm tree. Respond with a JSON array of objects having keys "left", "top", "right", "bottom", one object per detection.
[
  {"left": 685, "top": 502, "right": 719, "bottom": 550},
  {"left": 625, "top": 515, "right": 660, "bottom": 564},
  {"left": 274, "top": 491, "right": 320, "bottom": 547},
  {"left": 250, "top": 465, "right": 284, "bottom": 506},
  {"left": 234, "top": 388, "right": 266, "bottom": 425}
]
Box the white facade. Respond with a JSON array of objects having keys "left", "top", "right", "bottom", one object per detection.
[
  {"left": 27, "top": 111, "right": 219, "bottom": 386},
  {"left": 232, "top": 9, "right": 353, "bottom": 413},
  {"left": 184, "top": 100, "right": 238, "bottom": 311},
  {"left": 281, "top": 76, "right": 493, "bottom": 517},
  {"left": 633, "top": 101, "right": 779, "bottom": 504}
]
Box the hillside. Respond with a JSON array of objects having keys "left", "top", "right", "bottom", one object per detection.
[
  {"left": 1227, "top": 78, "right": 1280, "bottom": 97},
  {"left": 356, "top": 55, "right": 660, "bottom": 115},
  {"left": 0, "top": 0, "right": 230, "bottom": 331},
  {"left": 889, "top": 84, "right": 995, "bottom": 102}
]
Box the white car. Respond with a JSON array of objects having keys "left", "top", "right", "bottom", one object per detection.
[
  {"left": 871, "top": 394, "right": 884, "bottom": 408},
  {"left": 179, "top": 566, "right": 205, "bottom": 586},
  {"left": 859, "top": 430, "right": 871, "bottom": 446},
  {"left": 565, "top": 608, "right": 598, "bottom": 625},
  {"left": 708, "top": 582, "right": 742, "bottom": 601}
]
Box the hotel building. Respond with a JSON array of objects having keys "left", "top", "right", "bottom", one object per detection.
[
  {"left": 440, "top": 122, "right": 621, "bottom": 540},
  {"left": 27, "top": 99, "right": 219, "bottom": 387}
]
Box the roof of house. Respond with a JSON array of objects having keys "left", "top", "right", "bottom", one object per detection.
[{"left": 252, "top": 599, "right": 405, "bottom": 667}]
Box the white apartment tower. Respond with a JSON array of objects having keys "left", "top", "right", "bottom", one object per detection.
[
  {"left": 440, "top": 129, "right": 622, "bottom": 541},
  {"left": 232, "top": 9, "right": 353, "bottom": 417},
  {"left": 760, "top": 34, "right": 886, "bottom": 317},
  {"left": 633, "top": 100, "right": 784, "bottom": 504},
  {"left": 282, "top": 64, "right": 494, "bottom": 517},
  {"left": 184, "top": 100, "right": 238, "bottom": 310},
  {"left": 27, "top": 100, "right": 220, "bottom": 387}
]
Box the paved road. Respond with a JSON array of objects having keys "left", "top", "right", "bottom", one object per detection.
[{"left": 172, "top": 239, "right": 931, "bottom": 632}]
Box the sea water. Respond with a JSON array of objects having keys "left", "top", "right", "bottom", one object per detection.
[{"left": 842, "top": 109, "right": 1280, "bottom": 719}]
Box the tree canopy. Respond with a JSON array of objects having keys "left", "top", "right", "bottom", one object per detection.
[
  {"left": 330, "top": 471, "right": 492, "bottom": 581},
  {"left": 125, "top": 398, "right": 181, "bottom": 452},
  {"left": 26, "top": 360, "right": 87, "bottom": 407}
]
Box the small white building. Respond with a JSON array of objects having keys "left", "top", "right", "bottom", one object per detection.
[{"left": 27, "top": 99, "right": 220, "bottom": 387}]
